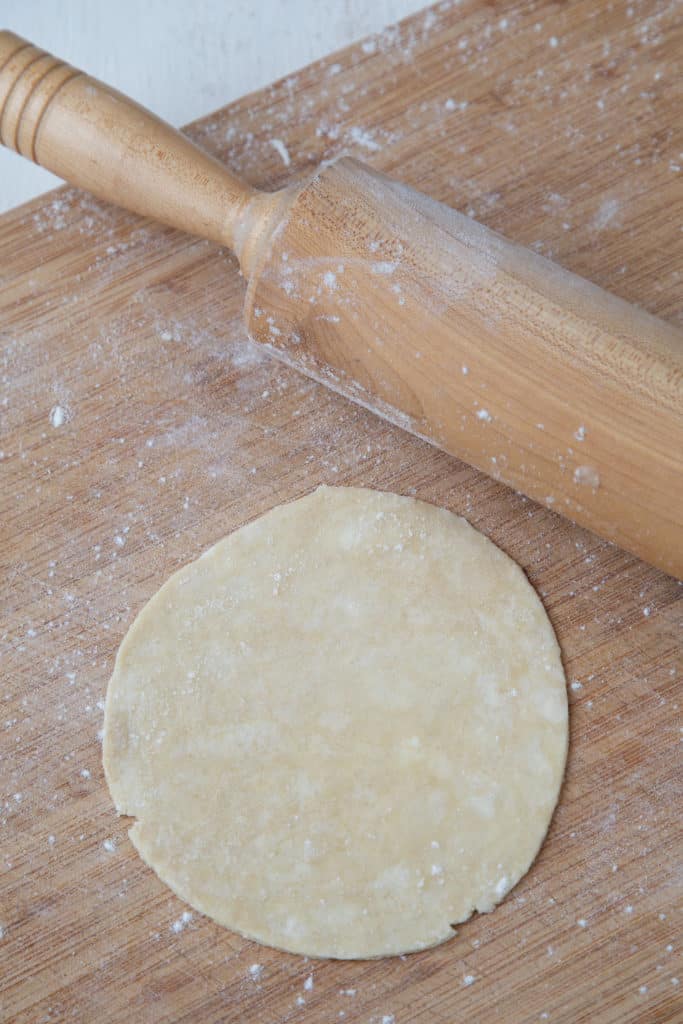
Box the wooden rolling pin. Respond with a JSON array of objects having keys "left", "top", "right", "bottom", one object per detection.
[{"left": 1, "top": 31, "right": 681, "bottom": 578}]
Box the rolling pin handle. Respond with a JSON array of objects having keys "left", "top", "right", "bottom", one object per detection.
[{"left": 0, "top": 30, "right": 256, "bottom": 250}]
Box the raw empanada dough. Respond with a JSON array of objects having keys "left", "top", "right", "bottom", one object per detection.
[{"left": 103, "top": 486, "right": 567, "bottom": 958}]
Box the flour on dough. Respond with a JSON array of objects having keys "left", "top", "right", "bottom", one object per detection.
[{"left": 103, "top": 485, "right": 568, "bottom": 958}]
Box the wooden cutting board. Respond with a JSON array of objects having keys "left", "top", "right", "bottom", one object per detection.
[{"left": 1, "top": 3, "right": 681, "bottom": 1022}]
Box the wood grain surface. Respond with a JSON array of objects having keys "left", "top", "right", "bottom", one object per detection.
[{"left": 1, "top": 2, "right": 681, "bottom": 1022}]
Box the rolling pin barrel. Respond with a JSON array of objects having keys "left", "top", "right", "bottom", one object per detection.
[
  {"left": 244, "top": 158, "right": 683, "bottom": 579},
  {"left": 1, "top": 30, "right": 681, "bottom": 578}
]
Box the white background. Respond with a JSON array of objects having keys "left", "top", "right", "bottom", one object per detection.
[{"left": 1, "top": 0, "right": 424, "bottom": 213}]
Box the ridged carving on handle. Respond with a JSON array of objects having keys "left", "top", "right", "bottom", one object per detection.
[{"left": 0, "top": 35, "right": 82, "bottom": 161}]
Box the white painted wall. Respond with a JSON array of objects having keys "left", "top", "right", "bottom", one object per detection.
[{"left": 0, "top": 0, "right": 424, "bottom": 212}]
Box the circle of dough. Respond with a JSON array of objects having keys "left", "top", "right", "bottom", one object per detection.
[{"left": 103, "top": 485, "right": 567, "bottom": 958}]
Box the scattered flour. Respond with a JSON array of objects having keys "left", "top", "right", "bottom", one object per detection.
[
  {"left": 592, "top": 198, "right": 621, "bottom": 231},
  {"left": 50, "top": 405, "right": 67, "bottom": 428},
  {"left": 348, "top": 126, "right": 380, "bottom": 152},
  {"left": 573, "top": 465, "right": 600, "bottom": 489},
  {"left": 171, "top": 911, "right": 193, "bottom": 934},
  {"left": 249, "top": 963, "right": 264, "bottom": 981},
  {"left": 270, "top": 138, "right": 291, "bottom": 167}
]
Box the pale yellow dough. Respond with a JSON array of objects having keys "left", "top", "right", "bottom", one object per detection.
[{"left": 103, "top": 486, "right": 567, "bottom": 958}]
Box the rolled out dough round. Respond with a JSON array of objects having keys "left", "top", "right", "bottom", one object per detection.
[{"left": 103, "top": 485, "right": 567, "bottom": 958}]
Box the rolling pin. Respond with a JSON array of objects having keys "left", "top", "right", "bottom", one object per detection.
[{"left": 1, "top": 31, "right": 681, "bottom": 578}]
